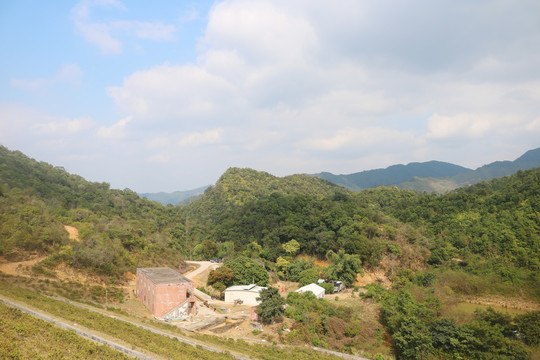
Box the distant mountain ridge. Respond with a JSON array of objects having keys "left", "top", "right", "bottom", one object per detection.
[
  {"left": 313, "top": 147, "right": 540, "bottom": 193},
  {"left": 316, "top": 161, "right": 471, "bottom": 191},
  {"left": 139, "top": 186, "right": 209, "bottom": 205}
]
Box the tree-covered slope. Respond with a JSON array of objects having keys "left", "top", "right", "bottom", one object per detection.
[
  {"left": 365, "top": 168, "right": 540, "bottom": 275},
  {"left": 0, "top": 145, "right": 187, "bottom": 277},
  {"left": 183, "top": 167, "right": 430, "bottom": 270},
  {"left": 185, "top": 167, "right": 343, "bottom": 225}
]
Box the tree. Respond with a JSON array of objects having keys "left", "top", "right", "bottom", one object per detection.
[
  {"left": 207, "top": 266, "right": 234, "bottom": 289},
  {"left": 256, "top": 287, "right": 285, "bottom": 324},
  {"left": 199, "top": 239, "right": 217, "bottom": 259},
  {"left": 276, "top": 256, "right": 290, "bottom": 279},
  {"left": 287, "top": 258, "right": 314, "bottom": 282},
  {"left": 298, "top": 268, "right": 320, "bottom": 286},
  {"left": 282, "top": 239, "right": 300, "bottom": 256},
  {"left": 392, "top": 316, "right": 434, "bottom": 360},
  {"left": 320, "top": 281, "right": 334, "bottom": 294},
  {"left": 224, "top": 256, "right": 269, "bottom": 286},
  {"left": 243, "top": 241, "right": 262, "bottom": 258},
  {"left": 326, "top": 249, "right": 362, "bottom": 286},
  {"left": 514, "top": 311, "right": 540, "bottom": 345}
]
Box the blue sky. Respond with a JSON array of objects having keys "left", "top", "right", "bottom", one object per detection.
[{"left": 1, "top": 0, "right": 539, "bottom": 192}]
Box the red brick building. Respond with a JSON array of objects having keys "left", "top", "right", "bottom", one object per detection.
[{"left": 136, "top": 267, "right": 196, "bottom": 320}]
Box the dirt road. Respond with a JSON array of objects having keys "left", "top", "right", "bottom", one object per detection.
[
  {"left": 0, "top": 255, "right": 46, "bottom": 276},
  {"left": 184, "top": 261, "right": 221, "bottom": 287}
]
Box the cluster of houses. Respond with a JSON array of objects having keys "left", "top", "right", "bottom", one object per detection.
[{"left": 136, "top": 267, "right": 344, "bottom": 321}]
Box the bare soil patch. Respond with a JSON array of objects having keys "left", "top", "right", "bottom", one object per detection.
[
  {"left": 63, "top": 225, "right": 79, "bottom": 241},
  {"left": 355, "top": 269, "right": 391, "bottom": 288},
  {"left": 0, "top": 255, "right": 46, "bottom": 276}
]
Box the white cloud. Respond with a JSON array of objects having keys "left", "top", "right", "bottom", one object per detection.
[
  {"left": 146, "top": 153, "right": 170, "bottom": 163},
  {"left": 146, "top": 136, "right": 172, "bottom": 149},
  {"left": 71, "top": 0, "right": 176, "bottom": 54},
  {"left": 97, "top": 116, "right": 132, "bottom": 139},
  {"left": 102, "top": 0, "right": 540, "bottom": 184},
  {"left": 203, "top": 0, "right": 318, "bottom": 66},
  {"left": 427, "top": 113, "right": 492, "bottom": 139},
  {"left": 11, "top": 64, "right": 83, "bottom": 91},
  {"left": 107, "top": 64, "right": 237, "bottom": 123},
  {"left": 526, "top": 117, "right": 540, "bottom": 132},
  {"left": 177, "top": 129, "right": 223, "bottom": 147},
  {"left": 34, "top": 117, "right": 94, "bottom": 135},
  {"left": 8, "top": 0, "right": 531, "bottom": 192},
  {"left": 301, "top": 127, "right": 419, "bottom": 152}
]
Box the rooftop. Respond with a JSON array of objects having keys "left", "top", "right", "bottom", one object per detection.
[
  {"left": 296, "top": 283, "right": 325, "bottom": 293},
  {"left": 138, "top": 267, "right": 193, "bottom": 284},
  {"left": 225, "top": 284, "right": 266, "bottom": 292}
]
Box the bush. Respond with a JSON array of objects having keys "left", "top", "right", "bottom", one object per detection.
[
  {"left": 320, "top": 282, "right": 334, "bottom": 294},
  {"left": 256, "top": 287, "right": 285, "bottom": 324},
  {"left": 514, "top": 311, "right": 540, "bottom": 345}
]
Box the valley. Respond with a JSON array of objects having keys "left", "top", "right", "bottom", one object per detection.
[{"left": 0, "top": 145, "right": 539, "bottom": 359}]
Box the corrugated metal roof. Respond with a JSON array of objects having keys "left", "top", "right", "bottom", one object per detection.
[{"left": 138, "top": 267, "right": 193, "bottom": 284}]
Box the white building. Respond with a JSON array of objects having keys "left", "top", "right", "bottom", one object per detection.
[
  {"left": 224, "top": 284, "right": 267, "bottom": 306},
  {"left": 295, "top": 283, "right": 325, "bottom": 298}
]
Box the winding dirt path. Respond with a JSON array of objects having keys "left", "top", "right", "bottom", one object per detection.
[{"left": 0, "top": 255, "right": 46, "bottom": 276}]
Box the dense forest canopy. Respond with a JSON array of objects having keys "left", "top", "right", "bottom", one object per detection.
[
  {"left": 364, "top": 169, "right": 540, "bottom": 277},
  {"left": 1, "top": 144, "right": 539, "bottom": 287}
]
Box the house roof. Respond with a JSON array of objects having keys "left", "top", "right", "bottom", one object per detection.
[
  {"left": 296, "top": 283, "right": 325, "bottom": 295},
  {"left": 225, "top": 284, "right": 266, "bottom": 293},
  {"left": 138, "top": 267, "right": 193, "bottom": 284}
]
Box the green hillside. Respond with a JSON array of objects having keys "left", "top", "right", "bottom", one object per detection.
[
  {"left": 1, "top": 145, "right": 539, "bottom": 359},
  {"left": 185, "top": 167, "right": 342, "bottom": 224},
  {"left": 366, "top": 169, "right": 540, "bottom": 284},
  {"left": 0, "top": 145, "right": 187, "bottom": 277}
]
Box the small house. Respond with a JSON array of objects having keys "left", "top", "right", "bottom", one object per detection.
[
  {"left": 295, "top": 283, "right": 325, "bottom": 299},
  {"left": 224, "top": 284, "right": 267, "bottom": 306},
  {"left": 136, "top": 267, "right": 196, "bottom": 320}
]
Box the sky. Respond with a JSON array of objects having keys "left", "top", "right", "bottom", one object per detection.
[{"left": 1, "top": 0, "right": 539, "bottom": 193}]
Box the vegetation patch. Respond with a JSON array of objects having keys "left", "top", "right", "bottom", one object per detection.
[{"left": 0, "top": 302, "right": 130, "bottom": 359}]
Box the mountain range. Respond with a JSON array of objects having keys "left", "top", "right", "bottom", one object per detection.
[
  {"left": 314, "top": 147, "right": 540, "bottom": 192},
  {"left": 139, "top": 186, "right": 210, "bottom": 206},
  {"left": 141, "top": 147, "right": 540, "bottom": 204}
]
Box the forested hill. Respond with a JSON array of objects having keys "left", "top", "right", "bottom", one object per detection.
[
  {"left": 1, "top": 144, "right": 539, "bottom": 291},
  {"left": 0, "top": 145, "right": 186, "bottom": 276},
  {"left": 2, "top": 145, "right": 539, "bottom": 359},
  {"left": 365, "top": 168, "right": 540, "bottom": 275},
  {"left": 184, "top": 167, "right": 343, "bottom": 225}
]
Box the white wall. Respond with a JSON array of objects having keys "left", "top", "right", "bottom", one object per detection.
[{"left": 224, "top": 290, "right": 262, "bottom": 306}]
